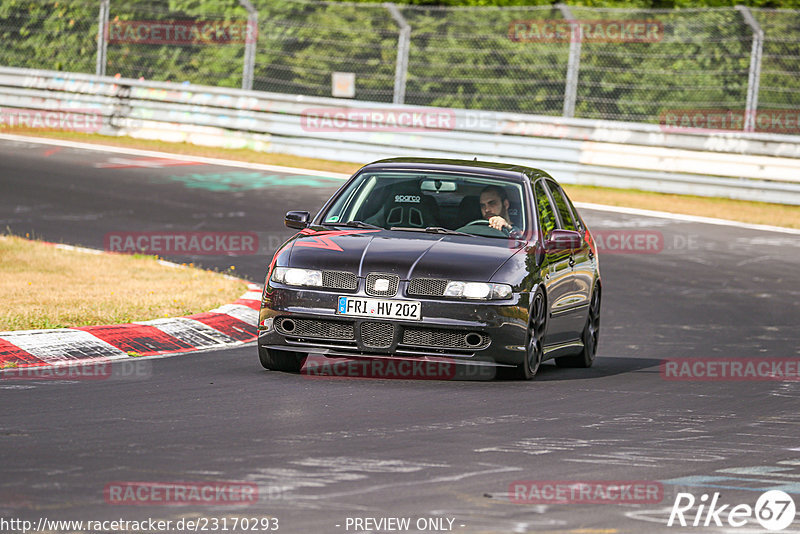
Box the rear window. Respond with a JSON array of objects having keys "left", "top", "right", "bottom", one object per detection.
[
  {"left": 534, "top": 181, "right": 557, "bottom": 240},
  {"left": 547, "top": 181, "right": 577, "bottom": 232}
]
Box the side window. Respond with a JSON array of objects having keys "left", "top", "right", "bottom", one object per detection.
[
  {"left": 562, "top": 189, "right": 584, "bottom": 232},
  {"left": 534, "top": 181, "right": 557, "bottom": 240},
  {"left": 547, "top": 181, "right": 576, "bottom": 231}
]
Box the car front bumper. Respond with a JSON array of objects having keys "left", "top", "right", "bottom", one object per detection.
[{"left": 258, "top": 285, "right": 529, "bottom": 367}]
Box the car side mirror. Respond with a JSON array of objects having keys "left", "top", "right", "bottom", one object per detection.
[
  {"left": 545, "top": 229, "right": 581, "bottom": 252},
  {"left": 285, "top": 211, "right": 310, "bottom": 229}
]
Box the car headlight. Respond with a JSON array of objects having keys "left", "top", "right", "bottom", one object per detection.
[
  {"left": 443, "top": 281, "right": 513, "bottom": 300},
  {"left": 271, "top": 267, "right": 322, "bottom": 287}
]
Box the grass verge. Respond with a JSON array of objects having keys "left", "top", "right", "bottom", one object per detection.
[
  {"left": 0, "top": 234, "right": 249, "bottom": 331},
  {"left": 3, "top": 129, "right": 798, "bottom": 229}
]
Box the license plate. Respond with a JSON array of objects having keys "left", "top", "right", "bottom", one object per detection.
[{"left": 337, "top": 296, "right": 421, "bottom": 320}]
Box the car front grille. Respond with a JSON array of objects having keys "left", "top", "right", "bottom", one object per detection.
[
  {"left": 360, "top": 321, "right": 395, "bottom": 348},
  {"left": 402, "top": 327, "right": 490, "bottom": 350},
  {"left": 275, "top": 317, "right": 354, "bottom": 340},
  {"left": 366, "top": 273, "right": 399, "bottom": 297},
  {"left": 322, "top": 270, "right": 358, "bottom": 290},
  {"left": 407, "top": 278, "right": 448, "bottom": 297}
]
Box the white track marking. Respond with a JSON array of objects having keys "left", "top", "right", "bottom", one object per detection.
[
  {"left": 0, "top": 329, "right": 127, "bottom": 363},
  {"left": 0, "top": 133, "right": 349, "bottom": 178},
  {"left": 3, "top": 132, "right": 798, "bottom": 234},
  {"left": 574, "top": 202, "right": 800, "bottom": 235},
  {"left": 209, "top": 304, "right": 259, "bottom": 326},
  {"left": 135, "top": 317, "right": 241, "bottom": 348}
]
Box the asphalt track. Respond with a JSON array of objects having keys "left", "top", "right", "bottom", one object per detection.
[{"left": 1, "top": 137, "right": 799, "bottom": 534}]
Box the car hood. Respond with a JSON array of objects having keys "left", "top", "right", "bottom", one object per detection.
[{"left": 285, "top": 227, "right": 520, "bottom": 281}]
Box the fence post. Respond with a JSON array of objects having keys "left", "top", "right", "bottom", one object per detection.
[
  {"left": 385, "top": 3, "right": 410, "bottom": 105},
  {"left": 557, "top": 3, "right": 580, "bottom": 118},
  {"left": 95, "top": 0, "right": 110, "bottom": 76},
  {"left": 239, "top": 0, "right": 258, "bottom": 91},
  {"left": 736, "top": 5, "right": 763, "bottom": 133}
]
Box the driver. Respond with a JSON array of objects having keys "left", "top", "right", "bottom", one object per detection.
[{"left": 480, "top": 185, "right": 515, "bottom": 232}]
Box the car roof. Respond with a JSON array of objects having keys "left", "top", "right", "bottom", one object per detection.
[{"left": 360, "top": 158, "right": 550, "bottom": 183}]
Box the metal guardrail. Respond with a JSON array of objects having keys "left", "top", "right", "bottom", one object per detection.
[{"left": 1, "top": 66, "right": 800, "bottom": 205}]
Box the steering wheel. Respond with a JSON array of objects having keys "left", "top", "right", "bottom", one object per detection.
[{"left": 459, "top": 218, "right": 510, "bottom": 236}]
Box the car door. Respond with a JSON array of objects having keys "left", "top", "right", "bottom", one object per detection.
[
  {"left": 533, "top": 179, "right": 574, "bottom": 345},
  {"left": 545, "top": 180, "right": 592, "bottom": 339},
  {"left": 557, "top": 183, "right": 595, "bottom": 310}
]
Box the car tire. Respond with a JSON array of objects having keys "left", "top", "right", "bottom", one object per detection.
[
  {"left": 258, "top": 346, "right": 306, "bottom": 373},
  {"left": 513, "top": 287, "right": 546, "bottom": 380},
  {"left": 555, "top": 284, "right": 600, "bottom": 369}
]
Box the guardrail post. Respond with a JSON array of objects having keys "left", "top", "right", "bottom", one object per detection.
[
  {"left": 96, "top": 0, "right": 110, "bottom": 76},
  {"left": 736, "top": 5, "right": 764, "bottom": 133},
  {"left": 385, "top": 3, "right": 410, "bottom": 105},
  {"left": 558, "top": 4, "right": 581, "bottom": 118},
  {"left": 239, "top": 0, "right": 258, "bottom": 91}
]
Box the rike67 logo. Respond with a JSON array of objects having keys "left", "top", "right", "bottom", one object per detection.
[{"left": 668, "top": 490, "right": 796, "bottom": 531}]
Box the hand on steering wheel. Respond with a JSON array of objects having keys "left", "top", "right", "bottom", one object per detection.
[
  {"left": 461, "top": 218, "right": 510, "bottom": 235},
  {"left": 487, "top": 216, "right": 512, "bottom": 233}
]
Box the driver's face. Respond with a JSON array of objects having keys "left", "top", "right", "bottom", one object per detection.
[{"left": 480, "top": 191, "right": 508, "bottom": 220}]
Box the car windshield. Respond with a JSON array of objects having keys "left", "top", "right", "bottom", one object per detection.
[{"left": 320, "top": 171, "right": 529, "bottom": 238}]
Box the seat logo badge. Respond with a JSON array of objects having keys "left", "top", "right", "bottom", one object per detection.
[
  {"left": 373, "top": 278, "right": 390, "bottom": 292},
  {"left": 394, "top": 195, "right": 420, "bottom": 203}
]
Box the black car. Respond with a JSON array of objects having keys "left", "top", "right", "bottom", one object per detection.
[{"left": 258, "top": 158, "right": 601, "bottom": 380}]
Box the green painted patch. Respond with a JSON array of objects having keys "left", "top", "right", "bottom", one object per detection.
[{"left": 163, "top": 172, "right": 344, "bottom": 192}]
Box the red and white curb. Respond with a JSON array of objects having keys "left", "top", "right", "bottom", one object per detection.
[{"left": 0, "top": 284, "right": 263, "bottom": 371}]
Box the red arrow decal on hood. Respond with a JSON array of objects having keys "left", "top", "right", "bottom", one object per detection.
[{"left": 295, "top": 228, "right": 380, "bottom": 252}]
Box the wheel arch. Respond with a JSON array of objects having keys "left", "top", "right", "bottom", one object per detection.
[{"left": 528, "top": 282, "right": 548, "bottom": 323}]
